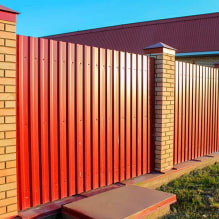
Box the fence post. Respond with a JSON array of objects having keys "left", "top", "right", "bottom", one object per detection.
[
  {"left": 0, "top": 5, "right": 19, "bottom": 218},
  {"left": 143, "top": 42, "right": 176, "bottom": 172}
]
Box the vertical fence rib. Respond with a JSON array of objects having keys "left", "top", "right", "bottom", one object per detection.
[
  {"left": 39, "top": 38, "right": 50, "bottom": 203},
  {"left": 75, "top": 44, "right": 84, "bottom": 193},
  {"left": 131, "top": 54, "right": 137, "bottom": 177},
  {"left": 49, "top": 40, "right": 59, "bottom": 201},
  {"left": 91, "top": 47, "right": 99, "bottom": 189},
  {"left": 137, "top": 55, "right": 142, "bottom": 176},
  {"left": 106, "top": 49, "right": 113, "bottom": 185},
  {"left": 99, "top": 48, "right": 106, "bottom": 186},
  {"left": 29, "top": 37, "right": 41, "bottom": 206},
  {"left": 17, "top": 35, "right": 31, "bottom": 210},
  {"left": 67, "top": 43, "right": 76, "bottom": 195},
  {"left": 119, "top": 52, "right": 125, "bottom": 181},
  {"left": 84, "top": 45, "right": 92, "bottom": 191},
  {"left": 125, "top": 53, "right": 131, "bottom": 179},
  {"left": 113, "top": 50, "right": 119, "bottom": 182}
]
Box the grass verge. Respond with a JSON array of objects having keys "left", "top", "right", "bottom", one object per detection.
[{"left": 159, "top": 162, "right": 219, "bottom": 218}]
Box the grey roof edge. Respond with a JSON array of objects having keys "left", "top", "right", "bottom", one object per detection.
[
  {"left": 176, "top": 51, "right": 219, "bottom": 57},
  {"left": 143, "top": 42, "right": 177, "bottom": 50}
]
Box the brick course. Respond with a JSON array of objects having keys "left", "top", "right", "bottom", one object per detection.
[{"left": 0, "top": 17, "right": 17, "bottom": 218}]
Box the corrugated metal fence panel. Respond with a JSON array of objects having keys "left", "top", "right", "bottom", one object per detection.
[
  {"left": 17, "top": 35, "right": 155, "bottom": 210},
  {"left": 174, "top": 61, "right": 219, "bottom": 164}
]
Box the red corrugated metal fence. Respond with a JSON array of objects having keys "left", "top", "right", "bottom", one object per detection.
[
  {"left": 16, "top": 35, "right": 155, "bottom": 210},
  {"left": 174, "top": 61, "right": 219, "bottom": 164}
]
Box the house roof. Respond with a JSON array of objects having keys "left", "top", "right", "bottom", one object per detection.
[{"left": 45, "top": 12, "right": 219, "bottom": 54}]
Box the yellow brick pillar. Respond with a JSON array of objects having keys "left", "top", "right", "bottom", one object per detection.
[
  {"left": 0, "top": 5, "right": 19, "bottom": 218},
  {"left": 144, "top": 42, "right": 176, "bottom": 172}
]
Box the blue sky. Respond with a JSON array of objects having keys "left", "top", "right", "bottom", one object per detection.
[{"left": 1, "top": 0, "right": 219, "bottom": 37}]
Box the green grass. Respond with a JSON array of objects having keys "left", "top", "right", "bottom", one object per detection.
[{"left": 159, "top": 162, "right": 219, "bottom": 219}]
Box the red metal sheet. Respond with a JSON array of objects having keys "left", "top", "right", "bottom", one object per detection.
[
  {"left": 181, "top": 63, "right": 186, "bottom": 162},
  {"left": 207, "top": 69, "right": 211, "bottom": 154},
  {"left": 17, "top": 35, "right": 155, "bottom": 210},
  {"left": 187, "top": 64, "right": 193, "bottom": 160},
  {"left": 113, "top": 50, "right": 120, "bottom": 182},
  {"left": 125, "top": 53, "right": 131, "bottom": 179},
  {"left": 137, "top": 55, "right": 142, "bottom": 176},
  {"left": 67, "top": 43, "right": 76, "bottom": 195},
  {"left": 29, "top": 37, "right": 41, "bottom": 206},
  {"left": 209, "top": 68, "right": 212, "bottom": 154},
  {"left": 214, "top": 69, "right": 217, "bottom": 152},
  {"left": 16, "top": 35, "right": 21, "bottom": 210},
  {"left": 212, "top": 69, "right": 216, "bottom": 152},
  {"left": 39, "top": 38, "right": 50, "bottom": 203},
  {"left": 195, "top": 65, "right": 200, "bottom": 158},
  {"left": 210, "top": 68, "right": 214, "bottom": 153},
  {"left": 106, "top": 49, "right": 113, "bottom": 185},
  {"left": 76, "top": 44, "right": 84, "bottom": 193},
  {"left": 84, "top": 45, "right": 92, "bottom": 191},
  {"left": 49, "top": 40, "right": 59, "bottom": 201},
  {"left": 185, "top": 64, "right": 189, "bottom": 161},
  {"left": 215, "top": 69, "right": 218, "bottom": 151},
  {"left": 209, "top": 68, "right": 213, "bottom": 154},
  {"left": 216, "top": 70, "right": 219, "bottom": 151},
  {"left": 205, "top": 67, "right": 209, "bottom": 155},
  {"left": 142, "top": 56, "right": 148, "bottom": 173},
  {"left": 99, "top": 48, "right": 106, "bottom": 187},
  {"left": 131, "top": 54, "right": 137, "bottom": 178},
  {"left": 192, "top": 64, "right": 196, "bottom": 160},
  {"left": 59, "top": 42, "right": 68, "bottom": 198},
  {"left": 92, "top": 47, "right": 99, "bottom": 189},
  {"left": 17, "top": 35, "right": 31, "bottom": 210},
  {"left": 202, "top": 67, "right": 207, "bottom": 156},
  {"left": 217, "top": 70, "right": 219, "bottom": 151},
  {"left": 199, "top": 66, "right": 203, "bottom": 157},
  {"left": 210, "top": 68, "right": 213, "bottom": 154},
  {"left": 174, "top": 61, "right": 219, "bottom": 165},
  {"left": 119, "top": 52, "right": 125, "bottom": 181}
]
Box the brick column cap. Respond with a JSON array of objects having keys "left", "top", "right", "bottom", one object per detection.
[
  {"left": 143, "top": 42, "right": 176, "bottom": 56},
  {"left": 214, "top": 61, "right": 219, "bottom": 68},
  {"left": 0, "top": 5, "right": 19, "bottom": 22}
]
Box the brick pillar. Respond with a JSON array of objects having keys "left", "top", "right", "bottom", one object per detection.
[
  {"left": 0, "top": 5, "right": 19, "bottom": 218},
  {"left": 144, "top": 42, "right": 176, "bottom": 172}
]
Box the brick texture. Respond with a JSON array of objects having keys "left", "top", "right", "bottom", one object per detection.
[
  {"left": 0, "top": 18, "right": 17, "bottom": 218},
  {"left": 145, "top": 48, "right": 175, "bottom": 172}
]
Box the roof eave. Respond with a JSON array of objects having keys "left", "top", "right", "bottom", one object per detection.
[{"left": 176, "top": 51, "right": 219, "bottom": 57}]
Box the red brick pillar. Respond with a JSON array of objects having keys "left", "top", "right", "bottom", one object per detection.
[
  {"left": 0, "top": 5, "right": 19, "bottom": 218},
  {"left": 144, "top": 42, "right": 176, "bottom": 172}
]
